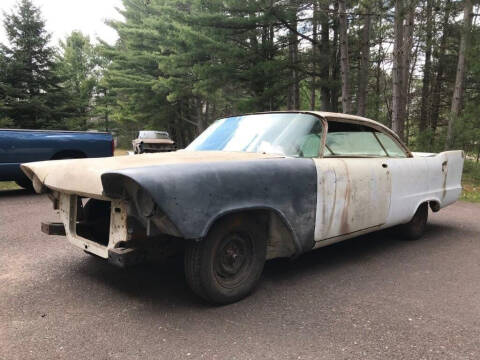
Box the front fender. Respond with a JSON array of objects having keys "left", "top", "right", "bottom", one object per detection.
[{"left": 101, "top": 158, "right": 317, "bottom": 253}]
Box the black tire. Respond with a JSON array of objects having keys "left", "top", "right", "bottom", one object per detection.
[
  {"left": 184, "top": 214, "right": 267, "bottom": 305},
  {"left": 400, "top": 202, "right": 428, "bottom": 240},
  {"left": 15, "top": 178, "right": 34, "bottom": 191}
]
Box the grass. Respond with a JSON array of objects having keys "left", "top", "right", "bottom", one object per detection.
[
  {"left": 461, "top": 159, "right": 480, "bottom": 203},
  {"left": 2, "top": 152, "right": 480, "bottom": 202},
  {"left": 0, "top": 181, "right": 21, "bottom": 191}
]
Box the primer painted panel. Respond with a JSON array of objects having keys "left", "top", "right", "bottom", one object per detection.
[
  {"left": 313, "top": 158, "right": 391, "bottom": 241},
  {"left": 102, "top": 158, "right": 318, "bottom": 252}
]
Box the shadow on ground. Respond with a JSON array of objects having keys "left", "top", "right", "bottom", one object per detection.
[
  {"left": 0, "top": 188, "right": 34, "bottom": 198},
  {"left": 69, "top": 221, "right": 457, "bottom": 308}
]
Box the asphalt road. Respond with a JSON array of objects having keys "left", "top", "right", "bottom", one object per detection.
[{"left": 1, "top": 189, "right": 480, "bottom": 360}]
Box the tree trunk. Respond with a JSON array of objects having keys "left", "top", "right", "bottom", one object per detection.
[
  {"left": 374, "top": 13, "right": 384, "bottom": 123},
  {"left": 445, "top": 0, "right": 473, "bottom": 150},
  {"left": 405, "top": 40, "right": 420, "bottom": 146},
  {"left": 310, "top": 1, "right": 318, "bottom": 110},
  {"left": 430, "top": 0, "right": 451, "bottom": 150},
  {"left": 287, "top": 33, "right": 300, "bottom": 109},
  {"left": 357, "top": 6, "right": 371, "bottom": 117},
  {"left": 320, "top": 1, "right": 331, "bottom": 111},
  {"left": 331, "top": 0, "right": 340, "bottom": 112},
  {"left": 338, "top": 0, "right": 351, "bottom": 113},
  {"left": 196, "top": 98, "right": 206, "bottom": 134},
  {"left": 401, "top": 4, "right": 415, "bottom": 144},
  {"left": 287, "top": 3, "right": 299, "bottom": 110},
  {"left": 419, "top": 0, "right": 433, "bottom": 139},
  {"left": 391, "top": 0, "right": 405, "bottom": 140}
]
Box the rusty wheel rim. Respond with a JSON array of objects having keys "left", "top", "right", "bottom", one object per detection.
[{"left": 213, "top": 232, "right": 254, "bottom": 289}]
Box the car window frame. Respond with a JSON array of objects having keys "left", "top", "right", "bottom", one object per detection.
[
  {"left": 317, "top": 116, "right": 412, "bottom": 159},
  {"left": 187, "top": 111, "right": 412, "bottom": 159}
]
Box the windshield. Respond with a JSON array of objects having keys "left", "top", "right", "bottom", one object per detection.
[
  {"left": 138, "top": 131, "right": 169, "bottom": 139},
  {"left": 185, "top": 113, "right": 323, "bottom": 157}
]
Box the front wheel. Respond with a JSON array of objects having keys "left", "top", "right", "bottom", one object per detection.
[
  {"left": 400, "top": 203, "right": 428, "bottom": 240},
  {"left": 184, "top": 215, "right": 266, "bottom": 305}
]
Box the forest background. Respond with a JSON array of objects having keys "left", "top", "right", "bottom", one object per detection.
[{"left": 1, "top": 0, "right": 479, "bottom": 199}]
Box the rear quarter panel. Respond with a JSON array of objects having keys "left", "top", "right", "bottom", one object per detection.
[
  {"left": 426, "top": 151, "right": 464, "bottom": 208},
  {"left": 384, "top": 150, "right": 464, "bottom": 226}
]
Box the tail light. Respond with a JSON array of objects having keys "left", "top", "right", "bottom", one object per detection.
[{"left": 111, "top": 138, "right": 115, "bottom": 156}]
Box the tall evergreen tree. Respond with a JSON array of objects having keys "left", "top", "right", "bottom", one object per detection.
[
  {"left": 1, "top": 0, "right": 63, "bottom": 129},
  {"left": 56, "top": 31, "right": 100, "bottom": 130},
  {"left": 97, "top": 0, "right": 478, "bottom": 153}
]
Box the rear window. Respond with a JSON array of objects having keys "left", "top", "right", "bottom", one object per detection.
[
  {"left": 325, "top": 122, "right": 387, "bottom": 157},
  {"left": 375, "top": 132, "right": 407, "bottom": 157}
]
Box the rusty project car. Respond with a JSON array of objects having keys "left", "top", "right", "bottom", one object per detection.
[
  {"left": 22, "top": 112, "right": 464, "bottom": 304},
  {"left": 132, "top": 130, "right": 175, "bottom": 154}
]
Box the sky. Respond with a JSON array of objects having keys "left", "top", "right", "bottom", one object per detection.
[{"left": 0, "top": 0, "right": 124, "bottom": 46}]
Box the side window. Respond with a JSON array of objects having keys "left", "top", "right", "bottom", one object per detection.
[
  {"left": 297, "top": 120, "right": 323, "bottom": 158},
  {"left": 325, "top": 122, "right": 387, "bottom": 157},
  {"left": 375, "top": 132, "right": 407, "bottom": 158}
]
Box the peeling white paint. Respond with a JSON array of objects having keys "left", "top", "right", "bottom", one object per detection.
[{"left": 313, "top": 158, "right": 391, "bottom": 242}]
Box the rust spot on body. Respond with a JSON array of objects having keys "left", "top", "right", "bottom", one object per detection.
[
  {"left": 326, "top": 177, "right": 337, "bottom": 235},
  {"left": 442, "top": 160, "right": 448, "bottom": 200},
  {"left": 339, "top": 160, "right": 351, "bottom": 235},
  {"left": 321, "top": 177, "right": 328, "bottom": 233}
]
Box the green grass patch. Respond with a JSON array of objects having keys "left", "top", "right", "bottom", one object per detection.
[
  {"left": 461, "top": 159, "right": 480, "bottom": 202},
  {"left": 0, "top": 181, "right": 21, "bottom": 191}
]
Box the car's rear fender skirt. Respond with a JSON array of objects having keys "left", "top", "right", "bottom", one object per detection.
[{"left": 101, "top": 158, "right": 318, "bottom": 255}]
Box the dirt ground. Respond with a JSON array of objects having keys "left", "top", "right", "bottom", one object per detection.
[{"left": 1, "top": 190, "right": 479, "bottom": 360}]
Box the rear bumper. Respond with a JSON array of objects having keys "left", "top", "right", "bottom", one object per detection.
[{"left": 41, "top": 222, "right": 66, "bottom": 236}]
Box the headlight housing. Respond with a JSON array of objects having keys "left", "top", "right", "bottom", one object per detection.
[{"left": 135, "top": 188, "right": 156, "bottom": 217}]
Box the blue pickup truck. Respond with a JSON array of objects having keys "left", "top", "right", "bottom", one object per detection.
[{"left": 0, "top": 129, "right": 114, "bottom": 189}]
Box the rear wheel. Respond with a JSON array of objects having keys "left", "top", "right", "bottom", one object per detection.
[
  {"left": 400, "top": 203, "right": 428, "bottom": 240},
  {"left": 184, "top": 215, "right": 266, "bottom": 305}
]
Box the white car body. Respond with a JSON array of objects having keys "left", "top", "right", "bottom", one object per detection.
[
  {"left": 22, "top": 112, "right": 464, "bottom": 260},
  {"left": 312, "top": 150, "right": 463, "bottom": 249}
]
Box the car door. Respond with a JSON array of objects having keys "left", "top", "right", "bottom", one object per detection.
[{"left": 313, "top": 120, "right": 392, "bottom": 242}]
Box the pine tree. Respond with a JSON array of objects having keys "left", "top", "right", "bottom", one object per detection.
[
  {"left": 1, "top": 0, "right": 63, "bottom": 129},
  {"left": 56, "top": 31, "right": 100, "bottom": 130}
]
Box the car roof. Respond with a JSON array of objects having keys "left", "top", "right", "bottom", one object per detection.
[{"left": 234, "top": 110, "right": 412, "bottom": 157}]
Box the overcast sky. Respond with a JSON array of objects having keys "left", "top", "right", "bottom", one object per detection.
[{"left": 0, "top": 0, "right": 124, "bottom": 46}]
